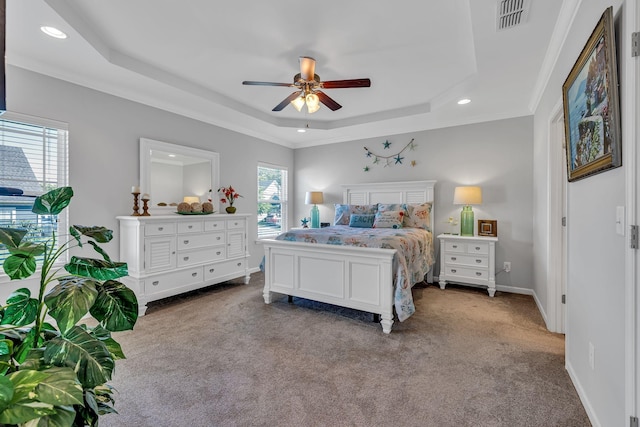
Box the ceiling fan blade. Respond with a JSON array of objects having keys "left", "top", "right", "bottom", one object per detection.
[
  {"left": 242, "top": 81, "right": 295, "bottom": 87},
  {"left": 272, "top": 91, "right": 302, "bottom": 112},
  {"left": 321, "top": 78, "right": 371, "bottom": 89},
  {"left": 299, "top": 56, "right": 316, "bottom": 81},
  {"left": 316, "top": 91, "right": 342, "bottom": 111}
]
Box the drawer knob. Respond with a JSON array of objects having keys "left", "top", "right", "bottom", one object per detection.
[
  {"left": 188, "top": 225, "right": 193, "bottom": 229},
  {"left": 452, "top": 245, "right": 458, "bottom": 248},
  {"left": 476, "top": 272, "right": 482, "bottom": 276},
  {"left": 451, "top": 257, "right": 457, "bottom": 261},
  {"left": 237, "top": 262, "right": 242, "bottom": 267},
  {"left": 184, "top": 240, "right": 189, "bottom": 244},
  {"left": 183, "top": 256, "right": 189, "bottom": 261},
  {"left": 216, "top": 236, "right": 221, "bottom": 240},
  {"left": 209, "top": 268, "right": 215, "bottom": 273},
  {"left": 234, "top": 222, "right": 238, "bottom": 226},
  {"left": 451, "top": 269, "right": 457, "bottom": 273},
  {"left": 476, "top": 259, "right": 481, "bottom": 263},
  {"left": 158, "top": 227, "right": 164, "bottom": 231},
  {"left": 152, "top": 281, "right": 159, "bottom": 286},
  {"left": 192, "top": 272, "right": 198, "bottom": 277},
  {"left": 475, "top": 247, "right": 480, "bottom": 250},
  {"left": 216, "top": 251, "right": 221, "bottom": 255}
]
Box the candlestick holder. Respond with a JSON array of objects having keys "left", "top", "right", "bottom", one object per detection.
[
  {"left": 131, "top": 192, "right": 141, "bottom": 216},
  {"left": 141, "top": 197, "right": 151, "bottom": 216}
]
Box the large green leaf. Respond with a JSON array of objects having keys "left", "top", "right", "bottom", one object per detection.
[
  {"left": 87, "top": 240, "right": 113, "bottom": 264},
  {"left": 0, "top": 400, "right": 56, "bottom": 425},
  {"left": 91, "top": 280, "right": 138, "bottom": 332},
  {"left": 89, "top": 325, "right": 125, "bottom": 360},
  {"left": 44, "top": 277, "right": 98, "bottom": 335},
  {"left": 21, "top": 404, "right": 76, "bottom": 427},
  {"left": 0, "top": 375, "right": 13, "bottom": 411},
  {"left": 15, "top": 328, "right": 40, "bottom": 365},
  {"left": 64, "top": 257, "right": 128, "bottom": 281},
  {"left": 44, "top": 326, "right": 114, "bottom": 389},
  {"left": 8, "top": 241, "right": 46, "bottom": 258},
  {"left": 0, "top": 227, "right": 28, "bottom": 248},
  {"left": 31, "top": 187, "right": 73, "bottom": 216},
  {"left": 3, "top": 253, "right": 37, "bottom": 280},
  {"left": 34, "top": 367, "right": 83, "bottom": 406},
  {"left": 70, "top": 225, "right": 113, "bottom": 244},
  {"left": 1, "top": 288, "right": 39, "bottom": 327}
]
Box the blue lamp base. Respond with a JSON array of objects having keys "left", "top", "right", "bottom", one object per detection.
[
  {"left": 460, "top": 205, "right": 474, "bottom": 236},
  {"left": 310, "top": 205, "right": 320, "bottom": 228}
]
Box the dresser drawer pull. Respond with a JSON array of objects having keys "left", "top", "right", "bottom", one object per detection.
[
  {"left": 213, "top": 224, "right": 218, "bottom": 227},
  {"left": 476, "top": 272, "right": 482, "bottom": 276},
  {"left": 234, "top": 222, "right": 238, "bottom": 226},
  {"left": 183, "top": 256, "right": 189, "bottom": 261},
  {"left": 183, "top": 240, "right": 189, "bottom": 244},
  {"left": 216, "top": 251, "right": 221, "bottom": 255},
  {"left": 216, "top": 236, "right": 221, "bottom": 240},
  {"left": 451, "top": 257, "right": 457, "bottom": 261},
  {"left": 476, "top": 259, "right": 482, "bottom": 263},
  {"left": 158, "top": 227, "right": 164, "bottom": 231},
  {"left": 209, "top": 268, "right": 215, "bottom": 273},
  {"left": 188, "top": 225, "right": 193, "bottom": 229},
  {"left": 237, "top": 262, "right": 242, "bottom": 267},
  {"left": 451, "top": 269, "right": 457, "bottom": 273},
  {"left": 452, "top": 245, "right": 458, "bottom": 249},
  {"left": 192, "top": 272, "right": 198, "bottom": 277},
  {"left": 475, "top": 247, "right": 480, "bottom": 250},
  {"left": 152, "top": 281, "right": 159, "bottom": 286}
]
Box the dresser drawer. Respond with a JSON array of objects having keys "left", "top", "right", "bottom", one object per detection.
[
  {"left": 204, "top": 258, "right": 247, "bottom": 281},
  {"left": 444, "top": 266, "right": 488, "bottom": 280},
  {"left": 445, "top": 253, "right": 488, "bottom": 268},
  {"left": 145, "top": 222, "right": 176, "bottom": 236},
  {"left": 467, "top": 242, "right": 489, "bottom": 255},
  {"left": 444, "top": 241, "right": 466, "bottom": 253},
  {"left": 177, "top": 232, "right": 225, "bottom": 250},
  {"left": 177, "top": 221, "right": 203, "bottom": 234},
  {"left": 144, "top": 267, "right": 203, "bottom": 294},
  {"left": 177, "top": 247, "right": 226, "bottom": 267},
  {"left": 204, "top": 219, "right": 225, "bottom": 231},
  {"left": 227, "top": 218, "right": 246, "bottom": 230}
]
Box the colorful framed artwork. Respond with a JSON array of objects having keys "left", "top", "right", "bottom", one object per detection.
[
  {"left": 478, "top": 220, "right": 497, "bottom": 237},
  {"left": 562, "top": 6, "right": 621, "bottom": 182}
]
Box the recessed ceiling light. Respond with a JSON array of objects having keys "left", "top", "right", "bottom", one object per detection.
[
  {"left": 297, "top": 129, "right": 306, "bottom": 133},
  {"left": 40, "top": 26, "right": 68, "bottom": 39},
  {"left": 168, "top": 154, "right": 176, "bottom": 157},
  {"left": 457, "top": 98, "right": 471, "bottom": 105}
]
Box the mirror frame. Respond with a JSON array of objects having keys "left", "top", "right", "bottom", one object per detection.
[{"left": 139, "top": 138, "right": 220, "bottom": 215}]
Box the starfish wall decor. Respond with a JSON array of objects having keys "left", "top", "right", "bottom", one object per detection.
[{"left": 362, "top": 138, "right": 417, "bottom": 171}]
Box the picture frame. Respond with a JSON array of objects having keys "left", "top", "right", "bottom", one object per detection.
[
  {"left": 562, "top": 6, "right": 621, "bottom": 182},
  {"left": 478, "top": 220, "right": 497, "bottom": 237}
]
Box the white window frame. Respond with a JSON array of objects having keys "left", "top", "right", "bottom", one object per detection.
[
  {"left": 257, "top": 162, "right": 288, "bottom": 239},
  {"left": 0, "top": 112, "right": 69, "bottom": 278}
]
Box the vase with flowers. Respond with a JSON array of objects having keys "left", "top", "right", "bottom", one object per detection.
[{"left": 219, "top": 185, "right": 242, "bottom": 213}]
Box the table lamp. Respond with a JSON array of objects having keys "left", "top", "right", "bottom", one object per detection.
[
  {"left": 453, "top": 186, "right": 482, "bottom": 236},
  {"left": 305, "top": 191, "right": 324, "bottom": 228}
]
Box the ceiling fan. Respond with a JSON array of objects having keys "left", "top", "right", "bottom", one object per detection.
[{"left": 242, "top": 56, "right": 371, "bottom": 113}]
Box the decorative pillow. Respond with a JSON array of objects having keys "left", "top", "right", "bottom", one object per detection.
[
  {"left": 373, "top": 210, "right": 404, "bottom": 229},
  {"left": 333, "top": 204, "right": 378, "bottom": 225},
  {"left": 349, "top": 214, "right": 375, "bottom": 228},
  {"left": 377, "top": 203, "right": 409, "bottom": 216},
  {"left": 404, "top": 202, "right": 432, "bottom": 230}
]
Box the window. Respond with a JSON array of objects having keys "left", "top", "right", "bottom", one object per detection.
[
  {"left": 257, "top": 163, "right": 287, "bottom": 238},
  {"left": 0, "top": 113, "right": 69, "bottom": 269}
]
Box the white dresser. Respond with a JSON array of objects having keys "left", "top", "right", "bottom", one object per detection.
[
  {"left": 117, "top": 214, "right": 251, "bottom": 314},
  {"left": 437, "top": 234, "right": 498, "bottom": 297}
]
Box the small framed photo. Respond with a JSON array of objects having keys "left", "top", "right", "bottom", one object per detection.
[{"left": 478, "top": 220, "right": 497, "bottom": 237}]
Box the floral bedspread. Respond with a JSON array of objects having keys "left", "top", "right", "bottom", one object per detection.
[{"left": 275, "top": 226, "right": 434, "bottom": 321}]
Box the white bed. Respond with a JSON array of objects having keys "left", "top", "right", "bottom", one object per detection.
[{"left": 262, "top": 180, "right": 436, "bottom": 333}]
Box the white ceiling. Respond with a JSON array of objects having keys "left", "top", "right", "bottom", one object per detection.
[{"left": 7, "top": 0, "right": 565, "bottom": 148}]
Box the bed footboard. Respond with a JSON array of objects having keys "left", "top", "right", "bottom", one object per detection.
[{"left": 262, "top": 239, "right": 397, "bottom": 333}]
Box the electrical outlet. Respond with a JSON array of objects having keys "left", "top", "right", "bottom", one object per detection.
[
  {"left": 503, "top": 262, "right": 511, "bottom": 273},
  {"left": 589, "top": 342, "right": 595, "bottom": 370}
]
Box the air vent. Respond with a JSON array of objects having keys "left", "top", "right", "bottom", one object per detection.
[{"left": 497, "top": 0, "right": 530, "bottom": 31}]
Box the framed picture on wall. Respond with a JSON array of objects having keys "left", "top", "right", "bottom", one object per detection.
[
  {"left": 562, "top": 6, "right": 621, "bottom": 182},
  {"left": 478, "top": 220, "right": 497, "bottom": 237}
]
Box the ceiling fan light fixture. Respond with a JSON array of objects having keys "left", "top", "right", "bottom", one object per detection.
[
  {"left": 306, "top": 93, "right": 320, "bottom": 113},
  {"left": 291, "top": 95, "right": 305, "bottom": 112}
]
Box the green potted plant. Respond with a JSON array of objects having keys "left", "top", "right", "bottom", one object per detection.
[{"left": 0, "top": 187, "right": 138, "bottom": 426}]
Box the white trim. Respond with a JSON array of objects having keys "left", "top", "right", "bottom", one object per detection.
[
  {"left": 566, "top": 360, "right": 601, "bottom": 427},
  {"left": 1, "top": 111, "right": 69, "bottom": 130}
]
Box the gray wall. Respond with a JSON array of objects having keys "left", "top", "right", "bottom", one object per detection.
[
  {"left": 7, "top": 65, "right": 294, "bottom": 271},
  {"left": 294, "top": 116, "right": 534, "bottom": 289}
]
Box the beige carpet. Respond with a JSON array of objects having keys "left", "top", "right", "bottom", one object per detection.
[{"left": 101, "top": 273, "right": 590, "bottom": 427}]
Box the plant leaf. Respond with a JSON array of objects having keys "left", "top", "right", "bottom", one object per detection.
[
  {"left": 1, "top": 288, "right": 39, "bottom": 327},
  {"left": 0, "top": 227, "right": 28, "bottom": 248},
  {"left": 70, "top": 225, "right": 113, "bottom": 243},
  {"left": 0, "top": 400, "right": 56, "bottom": 425},
  {"left": 91, "top": 280, "right": 138, "bottom": 332},
  {"left": 3, "top": 254, "right": 37, "bottom": 280},
  {"left": 15, "top": 329, "right": 40, "bottom": 365},
  {"left": 44, "top": 326, "right": 114, "bottom": 389},
  {"left": 8, "top": 241, "right": 45, "bottom": 257},
  {"left": 31, "top": 187, "right": 73, "bottom": 216},
  {"left": 69, "top": 225, "right": 82, "bottom": 247},
  {"left": 87, "top": 240, "right": 113, "bottom": 264},
  {"left": 89, "top": 325, "right": 125, "bottom": 360},
  {"left": 44, "top": 277, "right": 98, "bottom": 335},
  {"left": 34, "top": 367, "right": 83, "bottom": 406},
  {"left": 0, "top": 375, "right": 13, "bottom": 412},
  {"left": 64, "top": 257, "right": 128, "bottom": 280},
  {"left": 21, "top": 404, "right": 76, "bottom": 427}
]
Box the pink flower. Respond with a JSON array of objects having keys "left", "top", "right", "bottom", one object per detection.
[{"left": 218, "top": 186, "right": 243, "bottom": 206}]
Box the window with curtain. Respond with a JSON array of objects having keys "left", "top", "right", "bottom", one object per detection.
[
  {"left": 257, "top": 163, "right": 287, "bottom": 238},
  {"left": 0, "top": 113, "right": 69, "bottom": 270}
]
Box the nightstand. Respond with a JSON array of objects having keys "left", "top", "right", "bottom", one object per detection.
[{"left": 437, "top": 234, "right": 498, "bottom": 297}]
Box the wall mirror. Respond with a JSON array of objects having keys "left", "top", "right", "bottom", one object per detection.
[{"left": 139, "top": 138, "right": 220, "bottom": 214}]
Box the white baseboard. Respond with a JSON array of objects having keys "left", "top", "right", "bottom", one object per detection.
[{"left": 565, "top": 359, "right": 601, "bottom": 427}]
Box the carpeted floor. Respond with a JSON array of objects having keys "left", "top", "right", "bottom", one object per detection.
[{"left": 100, "top": 273, "right": 590, "bottom": 427}]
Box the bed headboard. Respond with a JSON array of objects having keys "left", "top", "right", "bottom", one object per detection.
[{"left": 341, "top": 180, "right": 436, "bottom": 231}]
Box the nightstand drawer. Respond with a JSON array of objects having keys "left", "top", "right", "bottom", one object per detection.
[
  {"left": 445, "top": 266, "right": 487, "bottom": 280},
  {"left": 467, "top": 242, "right": 489, "bottom": 255},
  {"left": 444, "top": 241, "right": 466, "bottom": 253},
  {"left": 445, "top": 254, "right": 488, "bottom": 267}
]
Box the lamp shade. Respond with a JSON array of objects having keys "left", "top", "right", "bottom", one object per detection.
[
  {"left": 305, "top": 191, "right": 324, "bottom": 205},
  {"left": 453, "top": 186, "right": 482, "bottom": 205}
]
